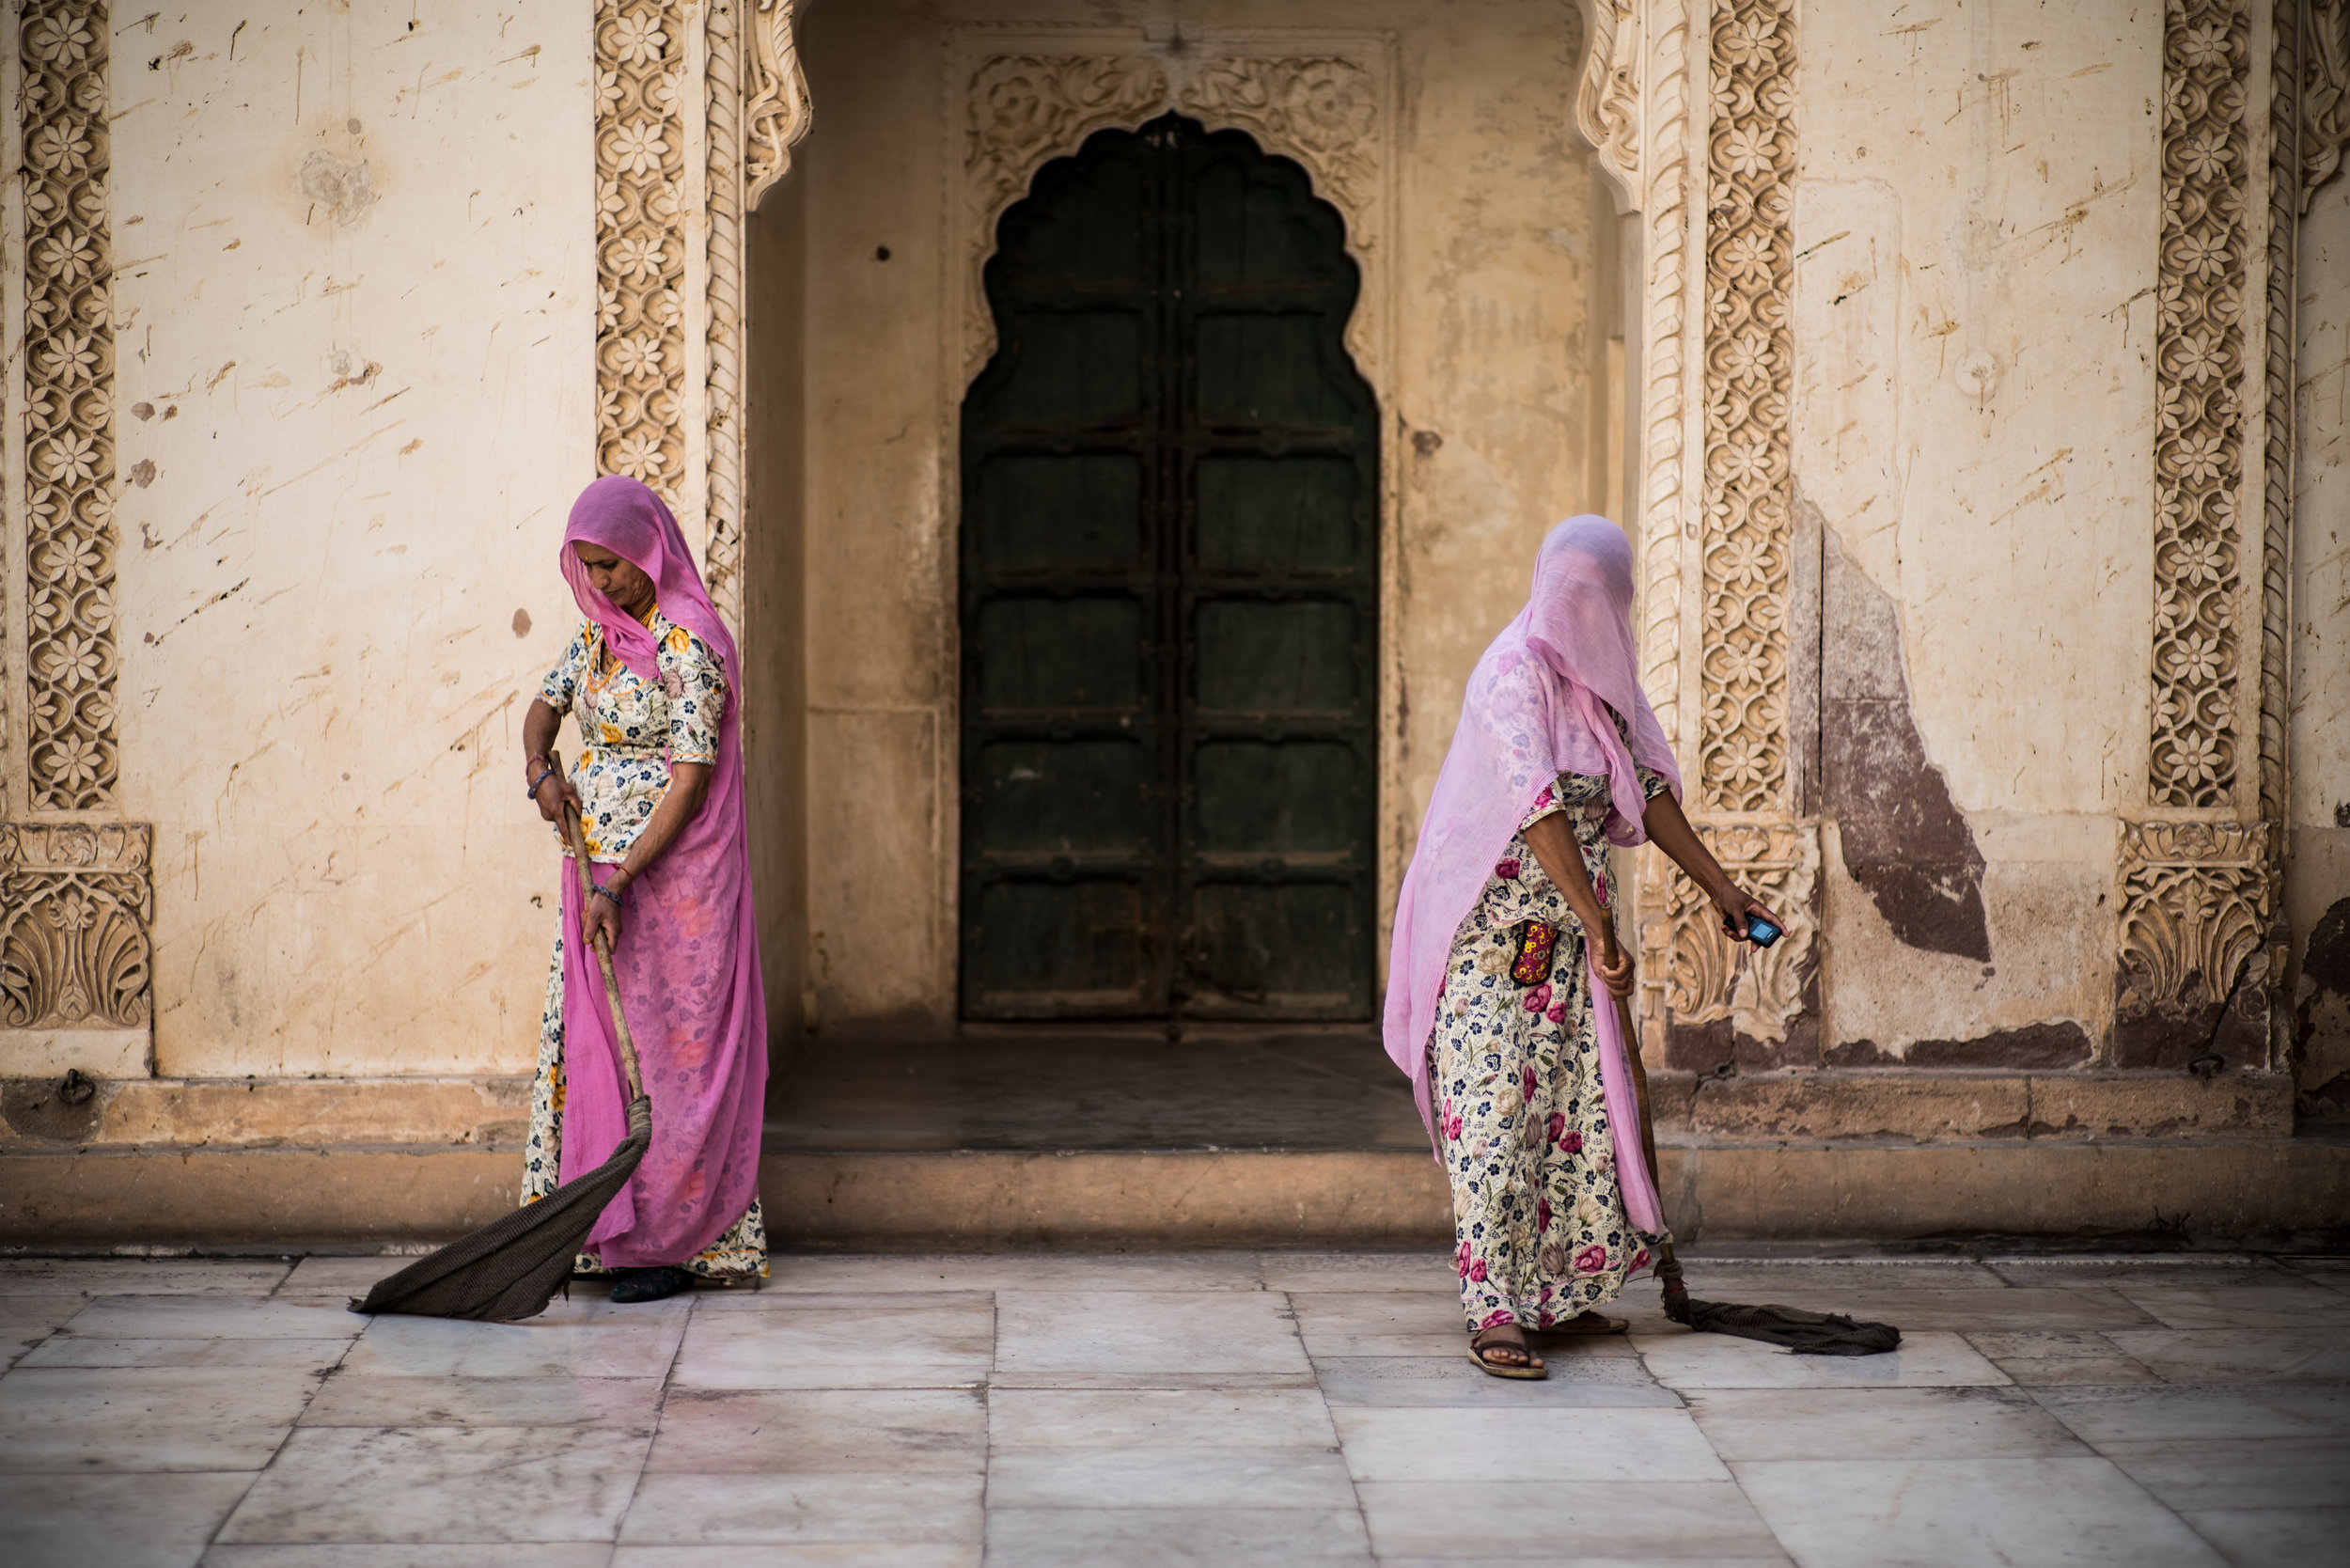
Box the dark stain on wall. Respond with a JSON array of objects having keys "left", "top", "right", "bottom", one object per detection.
[
  {"left": 1821, "top": 528, "right": 1991, "bottom": 963},
  {"left": 2295, "top": 897, "right": 2350, "bottom": 1120},
  {"left": 2112, "top": 905, "right": 2283, "bottom": 1072},
  {"left": 1825, "top": 1021, "right": 2092, "bottom": 1069}
]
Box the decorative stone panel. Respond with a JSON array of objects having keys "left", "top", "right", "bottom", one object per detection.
[
  {"left": 1640, "top": 820, "right": 1818, "bottom": 1069},
  {"left": 3, "top": 4, "right": 151, "bottom": 1080},
  {"left": 0, "top": 823, "right": 151, "bottom": 1076},
  {"left": 594, "top": 0, "right": 691, "bottom": 512},
  {"left": 2115, "top": 819, "right": 2276, "bottom": 1068},
  {"left": 21, "top": 0, "right": 116, "bottom": 813}
]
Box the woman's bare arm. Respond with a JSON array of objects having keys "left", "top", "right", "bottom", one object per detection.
[
  {"left": 1641, "top": 789, "right": 1779, "bottom": 940},
  {"left": 1523, "top": 812, "right": 1633, "bottom": 999}
]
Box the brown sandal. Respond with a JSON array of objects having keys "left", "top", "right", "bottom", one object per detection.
[
  {"left": 1467, "top": 1328, "right": 1549, "bottom": 1380},
  {"left": 1541, "top": 1310, "right": 1629, "bottom": 1337}
]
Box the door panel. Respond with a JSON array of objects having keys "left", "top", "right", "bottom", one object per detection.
[{"left": 962, "top": 113, "right": 1377, "bottom": 1021}]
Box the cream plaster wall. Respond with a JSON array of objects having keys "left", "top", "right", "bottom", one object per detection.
[
  {"left": 1789, "top": 0, "right": 2161, "bottom": 1055},
  {"left": 791, "top": 0, "right": 1606, "bottom": 1034},
  {"left": 110, "top": 3, "right": 594, "bottom": 1077}
]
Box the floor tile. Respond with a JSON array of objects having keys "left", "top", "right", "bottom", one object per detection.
[
  {"left": 300, "top": 1373, "right": 665, "bottom": 1427},
  {"left": 217, "top": 1425, "right": 652, "bottom": 1543},
  {"left": 275, "top": 1257, "right": 425, "bottom": 1296},
  {"left": 987, "top": 1443, "right": 1356, "bottom": 1508},
  {"left": 2112, "top": 1284, "right": 2349, "bottom": 1329},
  {"left": 1672, "top": 1261, "right": 2009, "bottom": 1294},
  {"left": 1358, "top": 1479, "right": 1783, "bottom": 1559},
  {"left": 3, "top": 1470, "right": 254, "bottom": 1568},
  {"left": 339, "top": 1312, "right": 687, "bottom": 1381},
  {"left": 0, "top": 1261, "right": 291, "bottom": 1296},
  {"left": 0, "top": 1295, "right": 93, "bottom": 1364},
  {"left": 667, "top": 1299, "right": 993, "bottom": 1389},
  {"left": 1685, "top": 1387, "right": 2092, "bottom": 1460},
  {"left": 619, "top": 1472, "right": 983, "bottom": 1544},
  {"left": 21, "top": 1336, "right": 355, "bottom": 1370},
  {"left": 1632, "top": 1329, "right": 2011, "bottom": 1389},
  {"left": 988, "top": 1388, "right": 1340, "bottom": 1449},
  {"left": 2029, "top": 1383, "right": 2350, "bottom": 1444},
  {"left": 611, "top": 1548, "right": 976, "bottom": 1568},
  {"left": 985, "top": 1505, "right": 1372, "bottom": 1565},
  {"left": 204, "top": 1548, "right": 615, "bottom": 1568},
  {"left": 762, "top": 1253, "right": 1265, "bottom": 1294},
  {"left": 57, "top": 1294, "right": 368, "bottom": 1340},
  {"left": 1259, "top": 1251, "right": 1457, "bottom": 1293},
  {"left": 2095, "top": 1436, "right": 2350, "bottom": 1512},
  {"left": 0, "top": 1366, "right": 321, "bottom": 1470},
  {"left": 2103, "top": 1328, "right": 2350, "bottom": 1383},
  {"left": 1314, "top": 1354, "right": 1683, "bottom": 1408},
  {"left": 2178, "top": 1506, "right": 2350, "bottom": 1568},
  {"left": 992, "top": 1290, "right": 1310, "bottom": 1383},
  {"left": 1732, "top": 1456, "right": 2228, "bottom": 1566},
  {"left": 1286, "top": 1290, "right": 1471, "bottom": 1337},
  {"left": 648, "top": 1388, "right": 986, "bottom": 1472},
  {"left": 1961, "top": 1331, "right": 2160, "bottom": 1388},
  {"left": 1335, "top": 1405, "right": 1727, "bottom": 1482}
]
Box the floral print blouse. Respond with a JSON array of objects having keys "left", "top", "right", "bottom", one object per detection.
[{"left": 538, "top": 610, "right": 726, "bottom": 862}]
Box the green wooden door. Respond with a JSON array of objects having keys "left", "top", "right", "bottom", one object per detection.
[{"left": 960, "top": 113, "right": 1379, "bottom": 1022}]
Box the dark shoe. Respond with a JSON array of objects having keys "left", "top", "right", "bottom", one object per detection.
[{"left": 610, "top": 1266, "right": 693, "bottom": 1304}]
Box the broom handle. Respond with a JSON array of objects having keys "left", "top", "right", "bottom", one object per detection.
[
  {"left": 1614, "top": 986, "right": 1685, "bottom": 1297},
  {"left": 550, "top": 750, "right": 647, "bottom": 1104}
]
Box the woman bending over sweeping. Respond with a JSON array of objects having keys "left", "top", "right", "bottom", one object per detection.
[
  {"left": 518, "top": 476, "right": 769, "bottom": 1305},
  {"left": 1385, "top": 517, "right": 1777, "bottom": 1378}
]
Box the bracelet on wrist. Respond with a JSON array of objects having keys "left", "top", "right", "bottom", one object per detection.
[
  {"left": 592, "top": 882, "right": 624, "bottom": 906},
  {"left": 525, "top": 763, "right": 556, "bottom": 800}
]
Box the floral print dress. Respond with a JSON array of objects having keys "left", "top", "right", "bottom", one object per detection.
[
  {"left": 521, "top": 610, "right": 768, "bottom": 1281},
  {"left": 1434, "top": 760, "right": 1671, "bottom": 1333}
]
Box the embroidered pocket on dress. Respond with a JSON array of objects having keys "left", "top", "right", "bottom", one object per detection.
[{"left": 1510, "top": 921, "right": 1559, "bottom": 985}]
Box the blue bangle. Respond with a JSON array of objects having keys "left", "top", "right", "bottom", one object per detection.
[
  {"left": 592, "top": 881, "right": 624, "bottom": 906},
  {"left": 525, "top": 763, "right": 556, "bottom": 800}
]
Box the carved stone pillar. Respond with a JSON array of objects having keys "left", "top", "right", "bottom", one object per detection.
[
  {"left": 2116, "top": 0, "right": 2283, "bottom": 1068},
  {"left": 1585, "top": 0, "right": 1818, "bottom": 1069},
  {"left": 1, "top": 3, "right": 153, "bottom": 1079}
]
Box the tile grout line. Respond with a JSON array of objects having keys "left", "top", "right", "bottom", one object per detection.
[
  {"left": 979, "top": 1287, "right": 999, "bottom": 1567},
  {"left": 201, "top": 1273, "right": 362, "bottom": 1561},
  {"left": 608, "top": 1287, "right": 702, "bottom": 1565}
]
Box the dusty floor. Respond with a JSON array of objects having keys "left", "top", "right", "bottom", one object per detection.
[{"left": 1, "top": 1250, "right": 2345, "bottom": 1566}]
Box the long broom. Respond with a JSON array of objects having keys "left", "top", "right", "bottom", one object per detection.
[
  {"left": 351, "top": 753, "right": 651, "bottom": 1321},
  {"left": 1615, "top": 991, "right": 1901, "bottom": 1356}
]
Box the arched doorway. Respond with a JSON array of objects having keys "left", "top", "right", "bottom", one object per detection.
[{"left": 959, "top": 112, "right": 1379, "bottom": 1024}]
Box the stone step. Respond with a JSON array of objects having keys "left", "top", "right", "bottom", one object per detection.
[{"left": 6, "top": 1137, "right": 2345, "bottom": 1251}]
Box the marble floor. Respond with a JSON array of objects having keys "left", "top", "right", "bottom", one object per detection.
[{"left": 3, "top": 1250, "right": 2346, "bottom": 1567}]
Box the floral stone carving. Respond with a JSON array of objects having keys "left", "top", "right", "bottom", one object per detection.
[
  {"left": 596, "top": 0, "right": 690, "bottom": 507},
  {"left": 0, "top": 824, "right": 151, "bottom": 1033},
  {"left": 2115, "top": 819, "right": 2278, "bottom": 1068},
  {"left": 22, "top": 0, "right": 116, "bottom": 812},
  {"left": 1637, "top": 821, "right": 1818, "bottom": 1069}
]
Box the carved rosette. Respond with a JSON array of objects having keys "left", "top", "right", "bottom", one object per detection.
[
  {"left": 21, "top": 1, "right": 116, "bottom": 812},
  {"left": 2115, "top": 819, "right": 2277, "bottom": 1065},
  {"left": 2150, "top": 0, "right": 2252, "bottom": 811},
  {"left": 1637, "top": 822, "right": 1817, "bottom": 1064},
  {"left": 0, "top": 824, "right": 151, "bottom": 1032},
  {"left": 596, "top": 0, "right": 690, "bottom": 508}
]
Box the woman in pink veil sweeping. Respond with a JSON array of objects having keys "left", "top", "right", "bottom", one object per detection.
[
  {"left": 1385, "top": 517, "right": 1776, "bottom": 1377},
  {"left": 516, "top": 476, "right": 770, "bottom": 1304}
]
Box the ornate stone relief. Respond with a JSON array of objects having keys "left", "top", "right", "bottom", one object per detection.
[
  {"left": 0, "top": 823, "right": 150, "bottom": 1035},
  {"left": 703, "top": 0, "right": 812, "bottom": 624},
  {"left": 2150, "top": 0, "right": 2251, "bottom": 812},
  {"left": 1574, "top": 0, "right": 1641, "bottom": 207},
  {"left": 594, "top": 0, "right": 689, "bottom": 510},
  {"left": 1641, "top": 821, "right": 1816, "bottom": 1060},
  {"left": 2116, "top": 820, "right": 2275, "bottom": 1065},
  {"left": 959, "top": 46, "right": 1390, "bottom": 381},
  {"left": 21, "top": 0, "right": 116, "bottom": 814},
  {"left": 2301, "top": 0, "right": 2350, "bottom": 196}
]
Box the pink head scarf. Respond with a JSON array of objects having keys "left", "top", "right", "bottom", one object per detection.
[
  {"left": 553, "top": 477, "right": 766, "bottom": 1265},
  {"left": 1382, "top": 517, "right": 1682, "bottom": 1231}
]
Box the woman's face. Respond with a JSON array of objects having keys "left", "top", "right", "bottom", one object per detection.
[{"left": 573, "top": 541, "right": 654, "bottom": 616}]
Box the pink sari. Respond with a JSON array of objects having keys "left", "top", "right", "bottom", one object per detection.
[
  {"left": 1383, "top": 518, "right": 1681, "bottom": 1234},
  {"left": 555, "top": 477, "right": 767, "bottom": 1267}
]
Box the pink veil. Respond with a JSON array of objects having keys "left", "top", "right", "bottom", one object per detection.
[{"left": 1382, "top": 517, "right": 1682, "bottom": 1233}]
